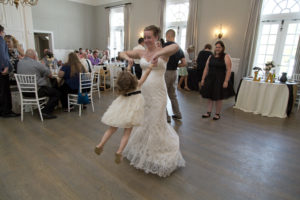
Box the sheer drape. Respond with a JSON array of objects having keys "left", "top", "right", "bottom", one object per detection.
[
  {"left": 124, "top": 4, "right": 131, "bottom": 50},
  {"left": 158, "top": 0, "right": 166, "bottom": 37},
  {"left": 185, "top": 0, "right": 199, "bottom": 53},
  {"left": 106, "top": 8, "right": 111, "bottom": 51},
  {"left": 236, "top": 0, "right": 263, "bottom": 90},
  {"left": 292, "top": 36, "right": 300, "bottom": 75}
]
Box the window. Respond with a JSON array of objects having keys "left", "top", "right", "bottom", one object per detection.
[
  {"left": 109, "top": 7, "right": 124, "bottom": 58},
  {"left": 253, "top": 0, "right": 300, "bottom": 77},
  {"left": 165, "top": 0, "right": 189, "bottom": 49}
]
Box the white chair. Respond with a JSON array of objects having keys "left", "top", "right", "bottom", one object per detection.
[
  {"left": 14, "top": 74, "right": 47, "bottom": 122},
  {"left": 292, "top": 74, "right": 300, "bottom": 111},
  {"left": 109, "top": 64, "right": 121, "bottom": 93},
  {"left": 92, "top": 72, "right": 101, "bottom": 101},
  {"left": 68, "top": 72, "right": 94, "bottom": 116}
]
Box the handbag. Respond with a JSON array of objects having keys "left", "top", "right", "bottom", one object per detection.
[{"left": 77, "top": 92, "right": 90, "bottom": 104}]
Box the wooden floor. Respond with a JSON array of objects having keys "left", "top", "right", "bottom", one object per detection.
[{"left": 1, "top": 90, "right": 300, "bottom": 200}]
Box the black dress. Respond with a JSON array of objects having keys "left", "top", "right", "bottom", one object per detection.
[{"left": 200, "top": 55, "right": 235, "bottom": 100}]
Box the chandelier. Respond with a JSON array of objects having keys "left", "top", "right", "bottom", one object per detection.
[{"left": 0, "top": 0, "right": 38, "bottom": 9}]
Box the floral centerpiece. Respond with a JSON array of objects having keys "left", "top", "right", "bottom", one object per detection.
[
  {"left": 252, "top": 66, "right": 262, "bottom": 81},
  {"left": 264, "top": 61, "right": 275, "bottom": 72},
  {"left": 264, "top": 61, "right": 275, "bottom": 79}
]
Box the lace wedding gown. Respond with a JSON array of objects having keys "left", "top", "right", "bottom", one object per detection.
[{"left": 123, "top": 57, "right": 185, "bottom": 177}]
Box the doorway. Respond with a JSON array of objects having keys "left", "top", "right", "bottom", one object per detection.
[{"left": 34, "top": 31, "right": 53, "bottom": 59}]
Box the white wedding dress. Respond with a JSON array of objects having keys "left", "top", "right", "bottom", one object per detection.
[{"left": 123, "top": 57, "right": 185, "bottom": 177}]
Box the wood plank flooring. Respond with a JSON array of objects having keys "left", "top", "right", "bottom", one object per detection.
[{"left": 0, "top": 90, "right": 300, "bottom": 200}]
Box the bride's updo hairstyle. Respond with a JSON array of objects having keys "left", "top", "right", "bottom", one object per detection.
[
  {"left": 116, "top": 71, "right": 138, "bottom": 95},
  {"left": 144, "top": 25, "right": 161, "bottom": 39}
]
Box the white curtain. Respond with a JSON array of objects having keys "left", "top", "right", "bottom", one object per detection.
[
  {"left": 124, "top": 4, "right": 131, "bottom": 50},
  {"left": 158, "top": 0, "right": 166, "bottom": 38},
  {"left": 292, "top": 36, "right": 300, "bottom": 75},
  {"left": 106, "top": 8, "right": 111, "bottom": 51},
  {"left": 236, "top": 0, "right": 263, "bottom": 90},
  {"left": 185, "top": 0, "right": 199, "bottom": 53}
]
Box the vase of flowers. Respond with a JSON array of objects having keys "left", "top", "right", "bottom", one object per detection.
[{"left": 264, "top": 61, "right": 275, "bottom": 80}]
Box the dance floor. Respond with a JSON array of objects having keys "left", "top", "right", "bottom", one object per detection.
[{"left": 1, "top": 91, "right": 300, "bottom": 200}]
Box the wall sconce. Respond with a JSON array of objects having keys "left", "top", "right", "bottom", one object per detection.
[
  {"left": 139, "top": 31, "right": 144, "bottom": 38},
  {"left": 215, "top": 24, "right": 227, "bottom": 39}
]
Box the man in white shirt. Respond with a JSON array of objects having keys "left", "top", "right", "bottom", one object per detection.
[
  {"left": 80, "top": 52, "right": 93, "bottom": 72},
  {"left": 132, "top": 38, "right": 145, "bottom": 79}
]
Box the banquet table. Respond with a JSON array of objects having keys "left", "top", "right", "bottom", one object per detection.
[{"left": 234, "top": 78, "right": 297, "bottom": 118}]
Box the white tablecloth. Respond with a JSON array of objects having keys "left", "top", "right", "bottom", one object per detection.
[{"left": 234, "top": 79, "right": 289, "bottom": 118}]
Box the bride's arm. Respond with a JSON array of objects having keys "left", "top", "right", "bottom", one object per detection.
[
  {"left": 119, "top": 50, "right": 143, "bottom": 66},
  {"left": 151, "top": 44, "right": 179, "bottom": 63},
  {"left": 119, "top": 50, "right": 144, "bottom": 65}
]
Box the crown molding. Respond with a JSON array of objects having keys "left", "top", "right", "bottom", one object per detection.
[{"left": 68, "top": 0, "right": 122, "bottom": 6}]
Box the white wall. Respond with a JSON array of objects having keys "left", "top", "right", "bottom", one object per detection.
[
  {"left": 32, "top": 0, "right": 96, "bottom": 50},
  {"left": 197, "top": 0, "right": 252, "bottom": 58}
]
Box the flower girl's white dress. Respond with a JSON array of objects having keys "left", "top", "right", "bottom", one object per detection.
[{"left": 101, "top": 88, "right": 145, "bottom": 128}]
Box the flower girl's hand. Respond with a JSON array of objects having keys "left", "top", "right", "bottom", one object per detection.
[
  {"left": 151, "top": 57, "right": 158, "bottom": 65},
  {"left": 151, "top": 52, "right": 160, "bottom": 65},
  {"left": 127, "top": 58, "right": 134, "bottom": 66}
]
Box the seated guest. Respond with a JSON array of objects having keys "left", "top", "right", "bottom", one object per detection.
[
  {"left": 41, "top": 51, "right": 58, "bottom": 70},
  {"left": 58, "top": 52, "right": 86, "bottom": 112},
  {"left": 41, "top": 48, "right": 49, "bottom": 60},
  {"left": 57, "top": 60, "right": 63, "bottom": 68},
  {"left": 101, "top": 49, "right": 110, "bottom": 64},
  {"left": 80, "top": 52, "right": 93, "bottom": 72},
  {"left": 89, "top": 50, "right": 100, "bottom": 66},
  {"left": 17, "top": 49, "right": 60, "bottom": 119},
  {"left": 85, "top": 48, "right": 92, "bottom": 59},
  {"left": 197, "top": 44, "right": 213, "bottom": 84},
  {"left": 78, "top": 48, "right": 84, "bottom": 59}
]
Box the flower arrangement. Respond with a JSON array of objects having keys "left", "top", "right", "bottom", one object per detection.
[
  {"left": 264, "top": 61, "right": 275, "bottom": 71},
  {"left": 253, "top": 66, "right": 262, "bottom": 72}
]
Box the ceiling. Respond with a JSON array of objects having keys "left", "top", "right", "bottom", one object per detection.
[{"left": 68, "top": 0, "right": 122, "bottom": 6}]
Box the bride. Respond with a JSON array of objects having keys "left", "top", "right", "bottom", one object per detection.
[{"left": 120, "top": 25, "right": 185, "bottom": 177}]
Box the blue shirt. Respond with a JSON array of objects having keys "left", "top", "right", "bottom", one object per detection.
[
  {"left": 61, "top": 65, "right": 80, "bottom": 90},
  {"left": 0, "top": 36, "right": 11, "bottom": 72}
]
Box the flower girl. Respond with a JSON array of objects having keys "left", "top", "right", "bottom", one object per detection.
[{"left": 94, "top": 62, "right": 155, "bottom": 163}]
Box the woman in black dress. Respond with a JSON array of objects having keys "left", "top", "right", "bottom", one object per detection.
[{"left": 200, "top": 41, "right": 235, "bottom": 120}]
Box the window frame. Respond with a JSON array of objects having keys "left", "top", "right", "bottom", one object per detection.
[
  {"left": 109, "top": 7, "right": 124, "bottom": 59},
  {"left": 253, "top": 0, "right": 300, "bottom": 77},
  {"left": 164, "top": 0, "right": 189, "bottom": 49}
]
